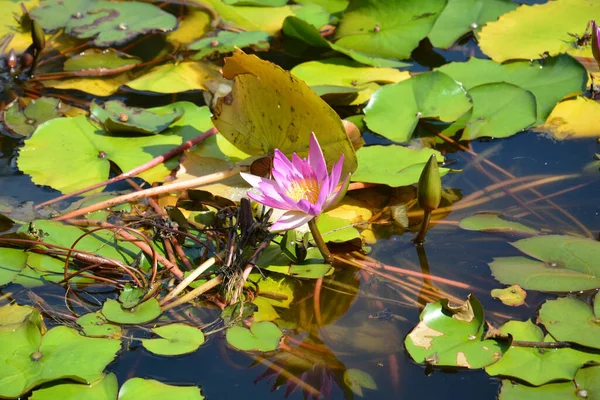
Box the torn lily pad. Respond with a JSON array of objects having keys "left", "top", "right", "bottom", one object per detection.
[
  {"left": 90, "top": 100, "right": 184, "bottom": 135},
  {"left": 64, "top": 48, "right": 141, "bottom": 76},
  {"left": 141, "top": 323, "right": 205, "bottom": 356},
  {"left": 3, "top": 97, "right": 62, "bottom": 138},
  {"left": 189, "top": 30, "right": 270, "bottom": 60}
]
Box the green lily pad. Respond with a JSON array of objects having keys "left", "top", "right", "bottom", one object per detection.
[
  {"left": 118, "top": 284, "right": 145, "bottom": 309},
  {"left": 226, "top": 321, "right": 283, "bottom": 352},
  {"left": 141, "top": 323, "right": 205, "bottom": 356},
  {"left": 351, "top": 145, "right": 449, "bottom": 187},
  {"left": 316, "top": 214, "right": 361, "bottom": 244},
  {"left": 258, "top": 245, "right": 334, "bottom": 279},
  {"left": 102, "top": 298, "right": 161, "bottom": 325},
  {"left": 364, "top": 71, "right": 472, "bottom": 142},
  {"left": 248, "top": 272, "right": 294, "bottom": 308},
  {"left": 294, "top": 0, "right": 348, "bottom": 14},
  {"left": 428, "top": 0, "right": 517, "bottom": 49},
  {"left": 489, "top": 235, "right": 600, "bottom": 292},
  {"left": 538, "top": 295, "right": 600, "bottom": 350},
  {"left": 437, "top": 55, "right": 587, "bottom": 123},
  {"left": 77, "top": 312, "right": 122, "bottom": 338},
  {"left": 30, "top": 373, "right": 118, "bottom": 400},
  {"left": 64, "top": 48, "right": 142, "bottom": 76},
  {"left": 491, "top": 285, "right": 527, "bottom": 307},
  {"left": 0, "top": 326, "right": 120, "bottom": 398},
  {"left": 189, "top": 30, "right": 271, "bottom": 60},
  {"left": 224, "top": 0, "right": 288, "bottom": 5},
  {"left": 498, "top": 379, "right": 577, "bottom": 400},
  {"left": 125, "top": 61, "right": 220, "bottom": 94},
  {"left": 32, "top": 0, "right": 178, "bottom": 47},
  {"left": 19, "top": 102, "right": 213, "bottom": 194},
  {"left": 118, "top": 377, "right": 204, "bottom": 400},
  {"left": 0, "top": 303, "right": 42, "bottom": 332},
  {"left": 344, "top": 368, "right": 377, "bottom": 397},
  {"left": 485, "top": 320, "right": 600, "bottom": 386},
  {"left": 3, "top": 97, "right": 62, "bottom": 138},
  {"left": 405, "top": 295, "right": 510, "bottom": 369},
  {"left": 90, "top": 100, "right": 184, "bottom": 135},
  {"left": 459, "top": 213, "right": 537, "bottom": 234},
  {"left": 334, "top": 0, "right": 446, "bottom": 60}
]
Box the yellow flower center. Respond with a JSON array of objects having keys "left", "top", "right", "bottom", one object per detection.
[{"left": 286, "top": 178, "right": 320, "bottom": 204}]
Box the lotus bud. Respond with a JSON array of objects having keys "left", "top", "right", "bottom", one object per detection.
[
  {"left": 592, "top": 20, "right": 600, "bottom": 69},
  {"left": 31, "top": 19, "right": 45, "bottom": 53},
  {"left": 417, "top": 155, "right": 442, "bottom": 212}
]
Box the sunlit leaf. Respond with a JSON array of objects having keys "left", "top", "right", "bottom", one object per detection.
[
  {"left": 141, "top": 323, "right": 205, "bottom": 356},
  {"left": 189, "top": 30, "right": 270, "bottom": 60},
  {"left": 226, "top": 321, "right": 282, "bottom": 352},
  {"left": 77, "top": 312, "right": 122, "bottom": 338},
  {"left": 294, "top": 0, "right": 348, "bottom": 14},
  {"left": 490, "top": 285, "right": 527, "bottom": 307},
  {"left": 316, "top": 214, "right": 361, "bottom": 244},
  {"left": 90, "top": 100, "right": 184, "bottom": 135},
  {"left": 63, "top": 48, "right": 141, "bottom": 76},
  {"left": 258, "top": 244, "right": 333, "bottom": 279},
  {"left": 167, "top": 8, "right": 212, "bottom": 46},
  {"left": 118, "top": 378, "right": 204, "bottom": 400},
  {"left": 30, "top": 373, "right": 118, "bottom": 400},
  {"left": 3, "top": 97, "right": 62, "bottom": 138},
  {"left": 536, "top": 97, "right": 600, "bottom": 140},
  {"left": 459, "top": 213, "right": 537, "bottom": 234},
  {"left": 102, "top": 298, "right": 161, "bottom": 325},
  {"left": 0, "top": 0, "right": 42, "bottom": 52},
  {"left": 125, "top": 61, "right": 220, "bottom": 94}
]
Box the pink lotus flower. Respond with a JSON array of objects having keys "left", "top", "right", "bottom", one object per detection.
[
  {"left": 592, "top": 20, "right": 600, "bottom": 68},
  {"left": 240, "top": 133, "right": 350, "bottom": 231}
]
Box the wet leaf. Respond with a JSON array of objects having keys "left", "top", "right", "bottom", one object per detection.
[
  {"left": 491, "top": 285, "right": 527, "bottom": 307},
  {"left": 485, "top": 320, "right": 600, "bottom": 386},
  {"left": 344, "top": 368, "right": 377, "bottom": 397},
  {"left": 536, "top": 97, "right": 600, "bottom": 140},
  {"left": 64, "top": 48, "right": 141, "bottom": 76},
  {"left": 364, "top": 71, "right": 472, "bottom": 142},
  {"left": 489, "top": 235, "right": 600, "bottom": 292},
  {"left": 226, "top": 321, "right": 282, "bottom": 352},
  {"left": 352, "top": 145, "right": 449, "bottom": 187},
  {"left": 334, "top": 0, "right": 446, "bottom": 61},
  {"left": 429, "top": 0, "right": 517, "bottom": 49},
  {"left": 118, "top": 284, "right": 145, "bottom": 309},
  {"left": 258, "top": 244, "right": 334, "bottom": 279},
  {"left": 478, "top": 0, "right": 600, "bottom": 62},
  {"left": 4, "top": 97, "right": 62, "bottom": 138},
  {"left": 30, "top": 373, "right": 118, "bottom": 400},
  {"left": 125, "top": 61, "right": 220, "bottom": 94},
  {"left": 102, "top": 298, "right": 161, "bottom": 325},
  {"left": 90, "top": 100, "right": 184, "bottom": 135},
  {"left": 459, "top": 213, "right": 537, "bottom": 234},
  {"left": 142, "top": 323, "right": 205, "bottom": 356},
  {"left": 189, "top": 30, "right": 270, "bottom": 60},
  {"left": 538, "top": 295, "right": 600, "bottom": 350},
  {"left": 119, "top": 378, "right": 204, "bottom": 400},
  {"left": 212, "top": 49, "right": 357, "bottom": 175},
  {"left": 77, "top": 312, "right": 121, "bottom": 339}
]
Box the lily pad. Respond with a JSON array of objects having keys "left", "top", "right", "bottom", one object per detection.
[
  {"left": 0, "top": 326, "right": 120, "bottom": 398},
  {"left": 536, "top": 96, "right": 600, "bottom": 140},
  {"left": 498, "top": 379, "right": 577, "bottom": 400},
  {"left": 77, "top": 312, "right": 122, "bottom": 338},
  {"left": 4, "top": 97, "right": 62, "bottom": 138},
  {"left": 40, "top": 73, "right": 134, "bottom": 97},
  {"left": 405, "top": 295, "right": 510, "bottom": 368},
  {"left": 428, "top": 0, "right": 517, "bottom": 49},
  {"left": 102, "top": 298, "right": 161, "bottom": 325},
  {"left": 538, "top": 295, "right": 600, "bottom": 350},
  {"left": 64, "top": 49, "right": 142, "bottom": 76},
  {"left": 224, "top": 0, "right": 288, "bottom": 5},
  {"left": 343, "top": 369, "right": 377, "bottom": 397},
  {"left": 30, "top": 373, "right": 118, "bottom": 400},
  {"left": 125, "top": 61, "right": 220, "bottom": 94},
  {"left": 90, "top": 100, "right": 184, "bottom": 135},
  {"left": 316, "top": 214, "right": 361, "bottom": 244},
  {"left": 351, "top": 145, "right": 449, "bottom": 187},
  {"left": 485, "top": 320, "right": 600, "bottom": 386},
  {"left": 294, "top": 0, "right": 348, "bottom": 14},
  {"left": 189, "top": 30, "right": 270, "bottom": 60},
  {"left": 141, "top": 323, "right": 205, "bottom": 356},
  {"left": 460, "top": 213, "right": 537, "bottom": 234},
  {"left": 258, "top": 245, "right": 334, "bottom": 279},
  {"left": 0, "top": 0, "right": 41, "bottom": 52},
  {"left": 364, "top": 71, "right": 472, "bottom": 142},
  {"left": 334, "top": 0, "right": 447, "bottom": 61},
  {"left": 0, "top": 303, "right": 42, "bottom": 332},
  {"left": 491, "top": 285, "right": 527, "bottom": 307},
  {"left": 118, "top": 378, "right": 204, "bottom": 400},
  {"left": 118, "top": 284, "right": 145, "bottom": 309},
  {"left": 212, "top": 49, "right": 357, "bottom": 176},
  {"left": 226, "top": 321, "right": 283, "bottom": 352}
]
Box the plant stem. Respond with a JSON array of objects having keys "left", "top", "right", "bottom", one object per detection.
[
  {"left": 308, "top": 218, "right": 333, "bottom": 264},
  {"left": 414, "top": 210, "right": 432, "bottom": 244}
]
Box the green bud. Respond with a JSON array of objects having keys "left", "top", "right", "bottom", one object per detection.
[
  {"left": 31, "top": 19, "right": 45, "bottom": 53},
  {"left": 417, "top": 155, "right": 442, "bottom": 212}
]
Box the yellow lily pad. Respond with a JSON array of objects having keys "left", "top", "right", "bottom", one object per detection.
[{"left": 536, "top": 97, "right": 600, "bottom": 140}]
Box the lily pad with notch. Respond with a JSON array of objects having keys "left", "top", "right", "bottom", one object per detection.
[
  {"left": 90, "top": 100, "right": 184, "bottom": 135},
  {"left": 141, "top": 323, "right": 205, "bottom": 356},
  {"left": 101, "top": 298, "right": 161, "bottom": 325},
  {"left": 3, "top": 97, "right": 62, "bottom": 138},
  {"left": 226, "top": 321, "right": 283, "bottom": 352}
]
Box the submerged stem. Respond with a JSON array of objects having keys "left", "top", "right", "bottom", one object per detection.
[
  {"left": 414, "top": 210, "right": 432, "bottom": 244},
  {"left": 308, "top": 218, "right": 333, "bottom": 264}
]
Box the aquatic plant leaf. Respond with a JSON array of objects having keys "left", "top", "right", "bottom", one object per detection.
[
  {"left": 0, "top": 303, "right": 42, "bottom": 332},
  {"left": 189, "top": 30, "right": 270, "bottom": 60},
  {"left": 478, "top": 0, "right": 600, "bottom": 62},
  {"left": 538, "top": 295, "right": 600, "bottom": 350},
  {"left": 226, "top": 321, "right": 283, "bottom": 352},
  {"left": 3, "top": 97, "right": 62, "bottom": 138},
  {"left": 405, "top": 295, "right": 510, "bottom": 369},
  {"left": 334, "top": 0, "right": 446, "bottom": 60},
  {"left": 212, "top": 49, "right": 357, "bottom": 175},
  {"left": 252, "top": 298, "right": 280, "bottom": 322},
  {"left": 294, "top": 0, "right": 348, "bottom": 14},
  {"left": 437, "top": 55, "right": 587, "bottom": 124},
  {"left": 118, "top": 377, "right": 204, "bottom": 400},
  {"left": 118, "top": 284, "right": 145, "bottom": 309},
  {"left": 258, "top": 245, "right": 333, "bottom": 278},
  {"left": 30, "top": 373, "right": 118, "bottom": 400},
  {"left": 141, "top": 323, "right": 205, "bottom": 356},
  {"left": 364, "top": 71, "right": 472, "bottom": 142},
  {"left": 102, "top": 298, "right": 161, "bottom": 325},
  {"left": 536, "top": 96, "right": 600, "bottom": 140},
  {"left": 248, "top": 272, "right": 294, "bottom": 308},
  {"left": 224, "top": 0, "right": 287, "bottom": 5},
  {"left": 429, "top": 0, "right": 517, "bottom": 49},
  {"left": 77, "top": 312, "right": 121, "bottom": 338},
  {"left": 64, "top": 48, "right": 141, "bottom": 76},
  {"left": 0, "top": 326, "right": 120, "bottom": 398},
  {"left": 351, "top": 145, "right": 449, "bottom": 187},
  {"left": 498, "top": 379, "right": 577, "bottom": 400},
  {"left": 32, "top": 0, "right": 178, "bottom": 47},
  {"left": 491, "top": 285, "right": 527, "bottom": 307},
  {"left": 0, "top": 0, "right": 42, "bottom": 52},
  {"left": 90, "top": 100, "right": 184, "bottom": 135},
  {"left": 343, "top": 368, "right": 377, "bottom": 397},
  {"left": 125, "top": 61, "right": 220, "bottom": 94},
  {"left": 167, "top": 8, "right": 212, "bottom": 46},
  {"left": 0, "top": 247, "right": 27, "bottom": 287},
  {"left": 40, "top": 73, "right": 133, "bottom": 97},
  {"left": 19, "top": 103, "right": 212, "bottom": 194},
  {"left": 485, "top": 320, "right": 600, "bottom": 385},
  {"left": 459, "top": 213, "right": 537, "bottom": 234},
  {"left": 316, "top": 214, "right": 361, "bottom": 244}
]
